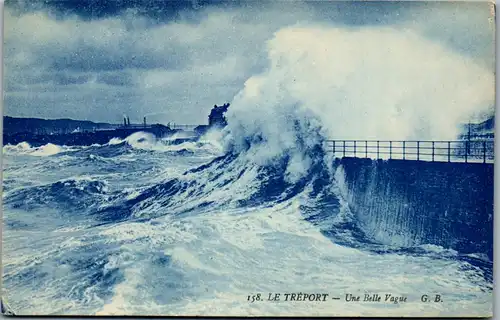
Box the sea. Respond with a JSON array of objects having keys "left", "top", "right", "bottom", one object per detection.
[{"left": 2, "top": 130, "right": 493, "bottom": 316}]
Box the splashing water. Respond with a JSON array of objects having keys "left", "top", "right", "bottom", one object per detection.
[
  {"left": 225, "top": 26, "right": 493, "bottom": 146},
  {"left": 2, "top": 26, "right": 493, "bottom": 317}
]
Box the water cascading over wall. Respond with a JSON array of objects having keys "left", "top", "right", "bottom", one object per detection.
[{"left": 335, "top": 158, "right": 494, "bottom": 258}]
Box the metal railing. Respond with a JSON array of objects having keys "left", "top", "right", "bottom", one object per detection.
[
  {"left": 117, "top": 124, "right": 152, "bottom": 129},
  {"left": 326, "top": 140, "right": 494, "bottom": 163},
  {"left": 169, "top": 124, "right": 200, "bottom": 130}
]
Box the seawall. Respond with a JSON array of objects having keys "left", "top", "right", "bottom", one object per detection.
[
  {"left": 3, "top": 127, "right": 178, "bottom": 147},
  {"left": 334, "top": 157, "right": 494, "bottom": 258}
]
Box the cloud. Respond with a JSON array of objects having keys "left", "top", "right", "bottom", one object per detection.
[
  {"left": 5, "top": 0, "right": 204, "bottom": 21},
  {"left": 96, "top": 72, "right": 134, "bottom": 87},
  {"left": 5, "top": 11, "right": 192, "bottom": 72},
  {"left": 4, "top": 2, "right": 311, "bottom": 123},
  {"left": 403, "top": 1, "right": 495, "bottom": 70},
  {"left": 3, "top": 1, "right": 495, "bottom": 126}
]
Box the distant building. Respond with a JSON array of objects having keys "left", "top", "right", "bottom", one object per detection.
[
  {"left": 208, "top": 103, "right": 230, "bottom": 128},
  {"left": 458, "top": 116, "right": 495, "bottom": 140},
  {"left": 194, "top": 103, "right": 230, "bottom": 135}
]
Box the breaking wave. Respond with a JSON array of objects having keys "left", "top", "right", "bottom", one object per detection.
[
  {"left": 3, "top": 142, "right": 79, "bottom": 156},
  {"left": 2, "top": 26, "right": 493, "bottom": 316}
]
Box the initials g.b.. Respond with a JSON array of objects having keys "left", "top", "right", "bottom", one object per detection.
[{"left": 421, "top": 294, "right": 442, "bottom": 303}]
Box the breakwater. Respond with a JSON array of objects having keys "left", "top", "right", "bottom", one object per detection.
[
  {"left": 335, "top": 157, "right": 494, "bottom": 258},
  {"left": 3, "top": 125, "right": 175, "bottom": 147}
]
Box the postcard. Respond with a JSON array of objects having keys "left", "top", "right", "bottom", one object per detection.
[{"left": 1, "top": 0, "right": 495, "bottom": 317}]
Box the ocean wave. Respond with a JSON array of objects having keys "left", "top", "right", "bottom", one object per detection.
[
  {"left": 108, "top": 132, "right": 223, "bottom": 155},
  {"left": 2, "top": 22, "right": 494, "bottom": 317},
  {"left": 3, "top": 142, "right": 80, "bottom": 157},
  {"left": 4, "top": 176, "right": 110, "bottom": 212}
]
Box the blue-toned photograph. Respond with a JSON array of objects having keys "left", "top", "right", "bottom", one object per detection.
[{"left": 1, "top": 0, "right": 495, "bottom": 316}]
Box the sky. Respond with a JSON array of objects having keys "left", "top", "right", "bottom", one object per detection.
[{"left": 3, "top": 0, "right": 496, "bottom": 125}]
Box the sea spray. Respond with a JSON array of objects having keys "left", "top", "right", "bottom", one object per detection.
[{"left": 224, "top": 26, "right": 494, "bottom": 149}]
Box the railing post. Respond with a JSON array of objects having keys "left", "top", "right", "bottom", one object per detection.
[
  {"left": 389, "top": 141, "right": 392, "bottom": 159},
  {"left": 448, "top": 141, "right": 451, "bottom": 162},
  {"left": 343, "top": 141, "right": 346, "bottom": 157},
  {"left": 464, "top": 141, "right": 468, "bottom": 163},
  {"left": 432, "top": 141, "right": 435, "bottom": 162},
  {"left": 483, "top": 140, "right": 486, "bottom": 163},
  {"left": 417, "top": 141, "right": 420, "bottom": 161},
  {"left": 377, "top": 141, "right": 379, "bottom": 159},
  {"left": 365, "top": 140, "right": 368, "bottom": 158},
  {"left": 403, "top": 141, "right": 406, "bottom": 160},
  {"left": 332, "top": 140, "right": 335, "bottom": 156},
  {"left": 354, "top": 141, "right": 357, "bottom": 158}
]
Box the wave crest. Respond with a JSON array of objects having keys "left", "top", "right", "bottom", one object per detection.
[{"left": 3, "top": 142, "right": 76, "bottom": 156}]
